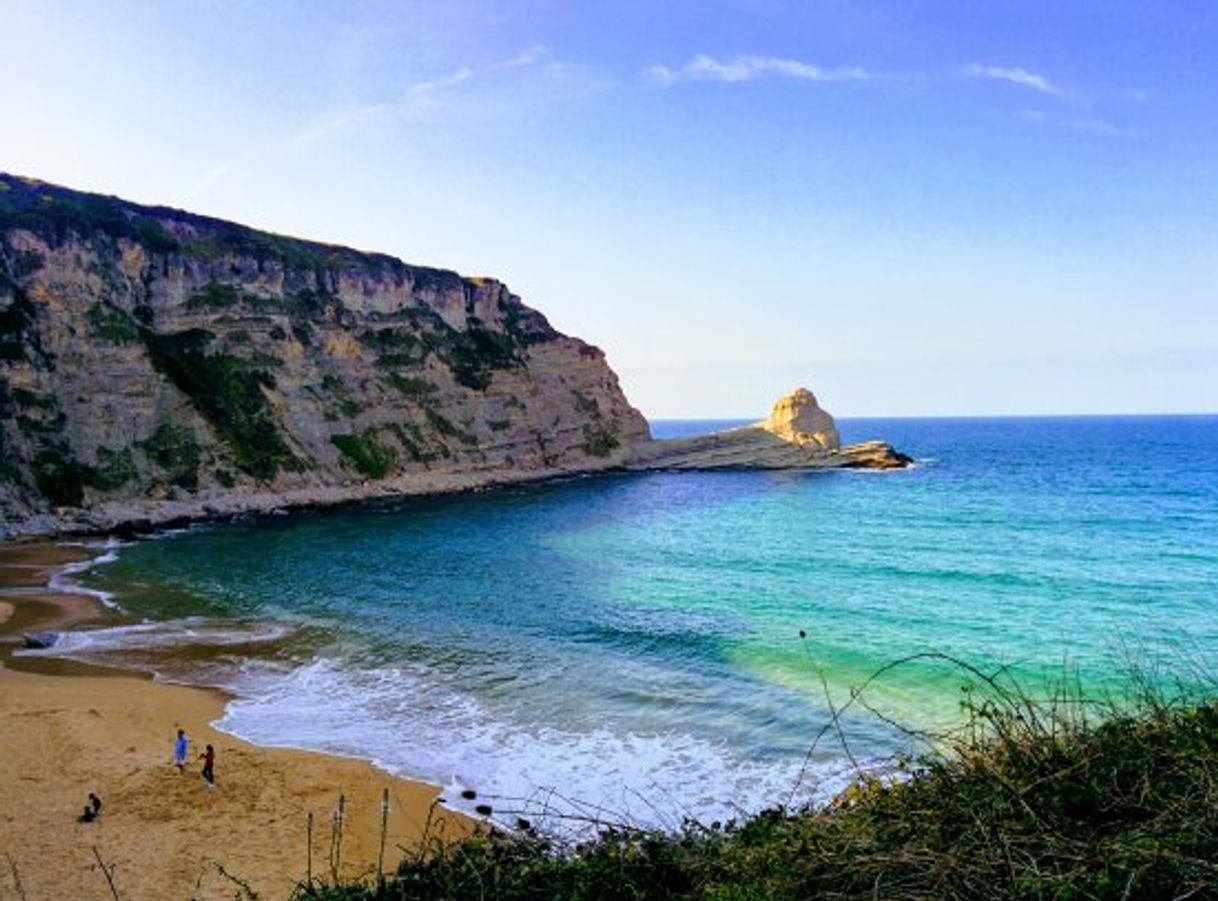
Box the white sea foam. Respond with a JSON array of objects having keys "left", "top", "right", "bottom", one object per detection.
[
  {"left": 16, "top": 618, "right": 293, "bottom": 659},
  {"left": 214, "top": 658, "right": 860, "bottom": 836},
  {"left": 46, "top": 536, "right": 124, "bottom": 608}
]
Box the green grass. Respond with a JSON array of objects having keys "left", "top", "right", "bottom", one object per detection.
[{"left": 289, "top": 662, "right": 1218, "bottom": 901}]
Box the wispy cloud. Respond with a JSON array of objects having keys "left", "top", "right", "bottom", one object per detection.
[
  {"left": 647, "top": 54, "right": 872, "bottom": 86},
  {"left": 399, "top": 45, "right": 548, "bottom": 112},
  {"left": 964, "top": 63, "right": 1062, "bottom": 97},
  {"left": 187, "top": 47, "right": 553, "bottom": 196}
]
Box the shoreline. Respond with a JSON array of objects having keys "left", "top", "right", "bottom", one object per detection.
[
  {"left": 0, "top": 438, "right": 911, "bottom": 542},
  {"left": 0, "top": 541, "right": 475, "bottom": 900},
  {"left": 0, "top": 463, "right": 617, "bottom": 542}
]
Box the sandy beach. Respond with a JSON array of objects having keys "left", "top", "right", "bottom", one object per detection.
[{"left": 0, "top": 543, "right": 473, "bottom": 901}]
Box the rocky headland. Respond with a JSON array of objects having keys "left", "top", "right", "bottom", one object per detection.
[
  {"left": 626, "top": 388, "right": 912, "bottom": 471},
  {"left": 0, "top": 174, "right": 908, "bottom": 539}
]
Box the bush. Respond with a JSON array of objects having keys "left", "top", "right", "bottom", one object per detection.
[{"left": 581, "top": 424, "right": 620, "bottom": 458}]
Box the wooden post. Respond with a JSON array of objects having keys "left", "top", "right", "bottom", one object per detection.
[
  {"left": 306, "top": 810, "right": 313, "bottom": 886},
  {"left": 377, "top": 787, "right": 390, "bottom": 887},
  {"left": 334, "top": 794, "right": 346, "bottom": 878}
]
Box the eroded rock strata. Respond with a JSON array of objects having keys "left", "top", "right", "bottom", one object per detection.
[{"left": 0, "top": 174, "right": 648, "bottom": 536}]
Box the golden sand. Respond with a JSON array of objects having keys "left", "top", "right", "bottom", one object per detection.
[{"left": 0, "top": 543, "right": 473, "bottom": 901}]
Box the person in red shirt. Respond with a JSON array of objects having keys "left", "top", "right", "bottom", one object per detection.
[{"left": 200, "top": 744, "right": 215, "bottom": 788}]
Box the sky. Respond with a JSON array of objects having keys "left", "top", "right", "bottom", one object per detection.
[{"left": 2, "top": 1, "right": 1216, "bottom": 417}]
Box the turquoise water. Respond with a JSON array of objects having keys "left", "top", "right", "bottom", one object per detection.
[{"left": 68, "top": 416, "right": 1218, "bottom": 827}]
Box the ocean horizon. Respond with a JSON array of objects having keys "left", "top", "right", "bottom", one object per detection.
[{"left": 35, "top": 413, "right": 1218, "bottom": 831}]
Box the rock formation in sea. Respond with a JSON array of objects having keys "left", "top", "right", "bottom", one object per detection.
[
  {"left": 624, "top": 388, "right": 911, "bottom": 471},
  {"left": 0, "top": 174, "right": 648, "bottom": 535}
]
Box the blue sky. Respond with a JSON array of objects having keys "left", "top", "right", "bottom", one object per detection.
[{"left": 3, "top": 1, "right": 1215, "bottom": 416}]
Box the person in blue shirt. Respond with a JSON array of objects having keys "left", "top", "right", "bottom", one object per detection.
[{"left": 173, "top": 728, "right": 189, "bottom": 772}]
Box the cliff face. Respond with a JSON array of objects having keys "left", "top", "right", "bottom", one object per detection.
[{"left": 0, "top": 174, "right": 649, "bottom": 535}]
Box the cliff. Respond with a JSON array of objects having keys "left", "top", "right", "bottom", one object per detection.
[{"left": 0, "top": 174, "right": 649, "bottom": 537}]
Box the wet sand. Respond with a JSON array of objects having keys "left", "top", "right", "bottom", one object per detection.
[{"left": 0, "top": 542, "right": 474, "bottom": 900}]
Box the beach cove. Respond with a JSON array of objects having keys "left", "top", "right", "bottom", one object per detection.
[
  {"left": 0, "top": 543, "right": 473, "bottom": 901},
  {"left": 4, "top": 416, "right": 1216, "bottom": 854}
]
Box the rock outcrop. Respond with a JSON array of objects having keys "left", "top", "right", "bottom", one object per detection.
[
  {"left": 624, "top": 388, "right": 911, "bottom": 471},
  {"left": 761, "top": 387, "right": 840, "bottom": 450},
  {"left": 0, "top": 174, "right": 649, "bottom": 536}
]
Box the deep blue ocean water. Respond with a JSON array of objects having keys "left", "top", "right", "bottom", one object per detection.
[{"left": 62, "top": 415, "right": 1218, "bottom": 828}]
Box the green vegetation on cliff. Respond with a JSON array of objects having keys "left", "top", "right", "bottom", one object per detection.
[
  {"left": 141, "top": 328, "right": 296, "bottom": 481},
  {"left": 331, "top": 430, "right": 397, "bottom": 479},
  {"left": 581, "top": 424, "right": 620, "bottom": 458},
  {"left": 140, "top": 423, "right": 202, "bottom": 490},
  {"left": 0, "top": 270, "right": 40, "bottom": 362},
  {"left": 445, "top": 322, "right": 522, "bottom": 391},
  {"left": 87, "top": 303, "right": 141, "bottom": 343}
]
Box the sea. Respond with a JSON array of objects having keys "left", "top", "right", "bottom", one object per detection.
[{"left": 31, "top": 415, "right": 1218, "bottom": 833}]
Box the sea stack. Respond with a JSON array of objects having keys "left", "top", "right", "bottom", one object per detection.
[{"left": 761, "top": 388, "right": 841, "bottom": 451}]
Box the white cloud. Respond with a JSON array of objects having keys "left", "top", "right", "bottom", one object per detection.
[
  {"left": 964, "top": 63, "right": 1062, "bottom": 96},
  {"left": 648, "top": 54, "right": 872, "bottom": 86}
]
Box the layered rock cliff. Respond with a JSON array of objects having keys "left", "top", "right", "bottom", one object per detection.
[{"left": 0, "top": 174, "right": 649, "bottom": 536}]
